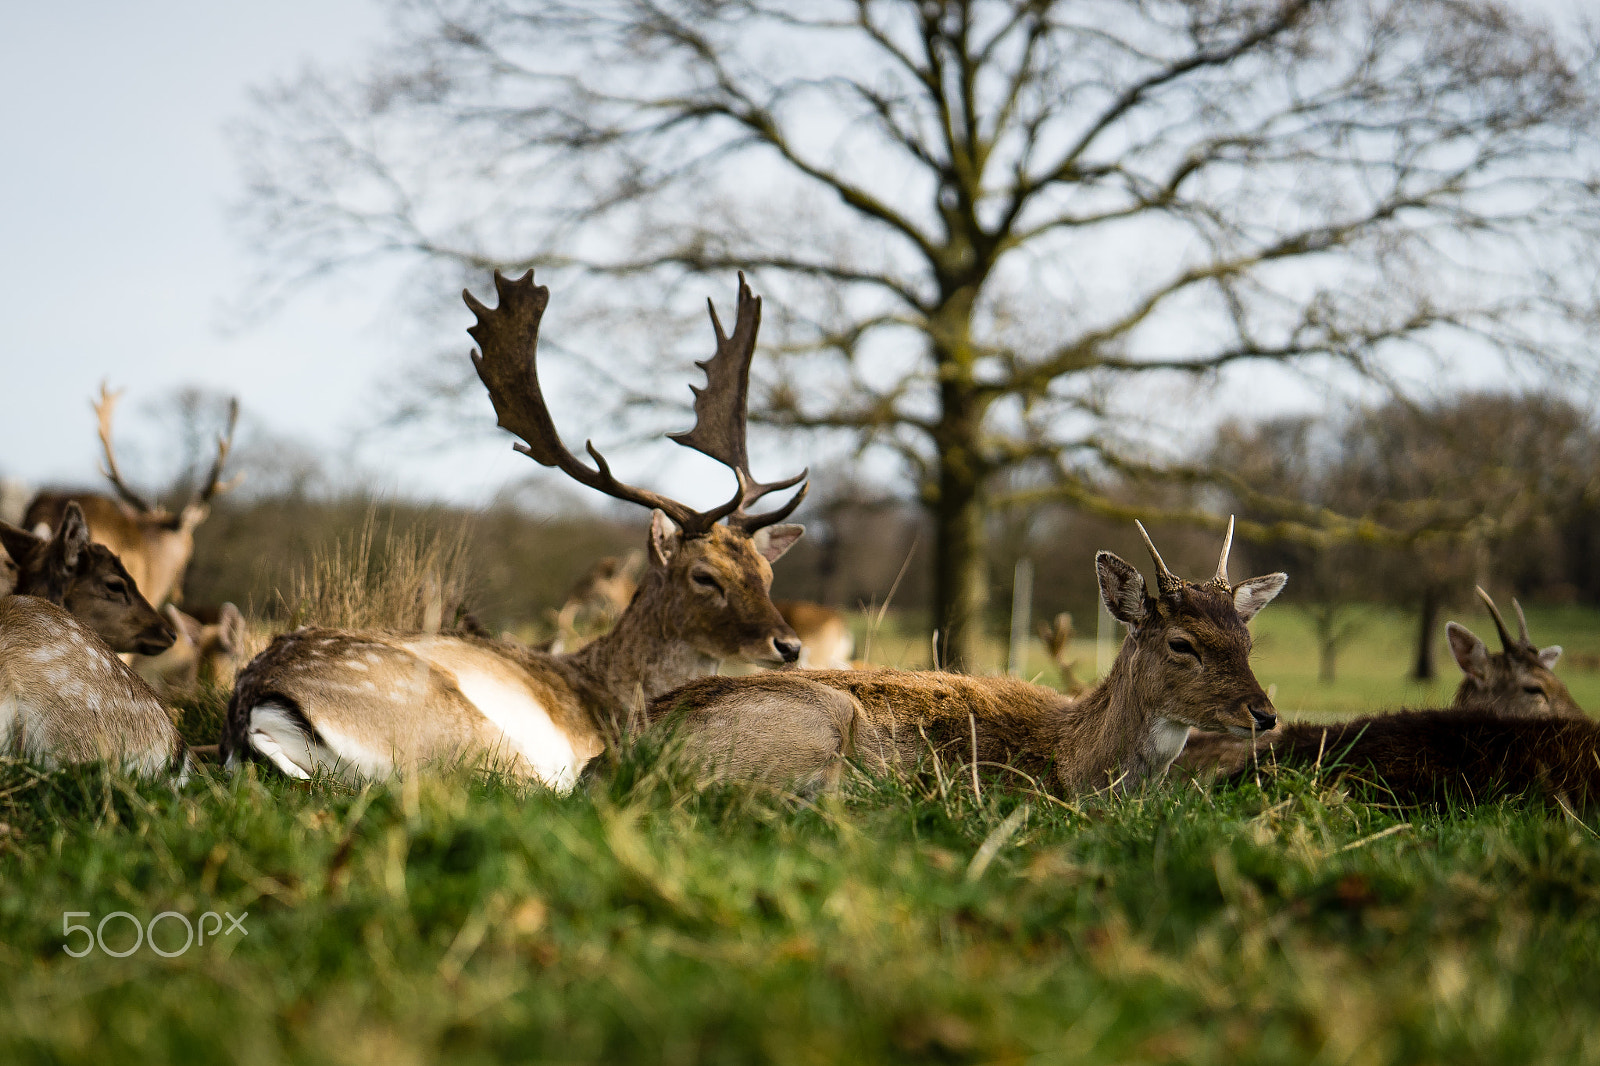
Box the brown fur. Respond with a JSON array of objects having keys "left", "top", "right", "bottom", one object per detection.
[
  {"left": 649, "top": 528, "right": 1288, "bottom": 796},
  {"left": 1222, "top": 707, "right": 1600, "bottom": 809},
  {"left": 1175, "top": 602, "right": 1586, "bottom": 779},
  {"left": 0, "top": 505, "right": 174, "bottom": 655},
  {"left": 132, "top": 603, "right": 247, "bottom": 699},
  {"left": 0, "top": 596, "right": 189, "bottom": 777},
  {"left": 24, "top": 492, "right": 206, "bottom": 609}
]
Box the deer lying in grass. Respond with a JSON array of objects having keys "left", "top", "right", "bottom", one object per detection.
[
  {"left": 649, "top": 519, "right": 1287, "bottom": 796},
  {"left": 1036, "top": 612, "right": 1089, "bottom": 695},
  {"left": 775, "top": 600, "right": 855, "bottom": 670},
  {"left": 24, "top": 384, "right": 240, "bottom": 607},
  {"left": 220, "top": 271, "right": 807, "bottom": 789},
  {"left": 1177, "top": 586, "right": 1584, "bottom": 779},
  {"left": 0, "top": 505, "right": 189, "bottom": 776},
  {"left": 548, "top": 552, "right": 643, "bottom": 653}
]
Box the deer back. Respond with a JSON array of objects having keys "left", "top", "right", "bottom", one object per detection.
[{"left": 0, "top": 595, "right": 188, "bottom": 777}]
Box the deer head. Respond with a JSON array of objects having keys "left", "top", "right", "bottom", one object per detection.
[
  {"left": 87, "top": 383, "right": 242, "bottom": 604},
  {"left": 467, "top": 270, "right": 806, "bottom": 665},
  {"left": 0, "top": 502, "right": 175, "bottom": 655},
  {"left": 1096, "top": 518, "right": 1287, "bottom": 737},
  {"left": 1447, "top": 587, "right": 1583, "bottom": 720}
]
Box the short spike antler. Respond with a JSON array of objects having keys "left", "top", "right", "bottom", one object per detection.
[
  {"left": 670, "top": 272, "right": 808, "bottom": 534},
  {"left": 1512, "top": 598, "right": 1532, "bottom": 646},
  {"left": 1210, "top": 515, "right": 1235, "bottom": 592},
  {"left": 1474, "top": 586, "right": 1517, "bottom": 653},
  {"left": 1134, "top": 521, "right": 1183, "bottom": 596},
  {"left": 466, "top": 270, "right": 804, "bottom": 538}
]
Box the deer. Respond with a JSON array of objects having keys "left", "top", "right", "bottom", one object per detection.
[
  {"left": 131, "top": 602, "right": 248, "bottom": 700},
  {"left": 1176, "top": 585, "right": 1585, "bottom": 779},
  {"left": 648, "top": 519, "right": 1287, "bottom": 796},
  {"left": 0, "top": 505, "right": 190, "bottom": 776},
  {"left": 23, "top": 384, "right": 240, "bottom": 607},
  {"left": 774, "top": 600, "right": 855, "bottom": 670},
  {"left": 1036, "top": 612, "right": 1089, "bottom": 695},
  {"left": 549, "top": 551, "right": 644, "bottom": 653},
  {"left": 219, "top": 271, "right": 807, "bottom": 789}
]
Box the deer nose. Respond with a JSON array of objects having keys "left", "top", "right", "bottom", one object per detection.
[
  {"left": 1250, "top": 705, "right": 1277, "bottom": 732},
  {"left": 774, "top": 635, "right": 802, "bottom": 663}
]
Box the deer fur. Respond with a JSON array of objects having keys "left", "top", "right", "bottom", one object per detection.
[
  {"left": 0, "top": 596, "right": 190, "bottom": 778},
  {"left": 650, "top": 520, "right": 1287, "bottom": 796},
  {"left": 1177, "top": 587, "right": 1585, "bottom": 779},
  {"left": 221, "top": 272, "right": 808, "bottom": 789},
  {"left": 775, "top": 600, "right": 855, "bottom": 670}
]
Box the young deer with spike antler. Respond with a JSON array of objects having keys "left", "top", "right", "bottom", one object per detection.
[
  {"left": 0, "top": 504, "right": 189, "bottom": 776},
  {"left": 649, "top": 519, "right": 1286, "bottom": 796},
  {"left": 24, "top": 384, "right": 241, "bottom": 607},
  {"left": 1178, "top": 586, "right": 1585, "bottom": 779},
  {"left": 220, "top": 272, "right": 807, "bottom": 788}
]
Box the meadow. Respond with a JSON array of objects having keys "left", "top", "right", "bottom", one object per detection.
[{"left": 4, "top": 604, "right": 1600, "bottom": 1064}]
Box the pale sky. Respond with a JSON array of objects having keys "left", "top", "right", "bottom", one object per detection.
[
  {"left": 0, "top": 0, "right": 1589, "bottom": 514},
  {"left": 0, "top": 0, "right": 544, "bottom": 506}
]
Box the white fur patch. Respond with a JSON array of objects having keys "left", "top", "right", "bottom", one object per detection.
[
  {"left": 246, "top": 702, "right": 318, "bottom": 780},
  {"left": 450, "top": 669, "right": 585, "bottom": 792},
  {"left": 1150, "top": 718, "right": 1190, "bottom": 771}
]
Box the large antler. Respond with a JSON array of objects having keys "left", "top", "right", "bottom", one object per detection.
[
  {"left": 468, "top": 270, "right": 754, "bottom": 537},
  {"left": 668, "top": 272, "right": 808, "bottom": 533},
  {"left": 189, "top": 397, "right": 243, "bottom": 507},
  {"left": 94, "top": 383, "right": 156, "bottom": 514}
]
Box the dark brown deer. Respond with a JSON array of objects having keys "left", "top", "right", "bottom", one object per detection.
[
  {"left": 1177, "top": 586, "right": 1585, "bottom": 778},
  {"left": 649, "top": 519, "right": 1287, "bottom": 796},
  {"left": 24, "top": 384, "right": 240, "bottom": 607},
  {"left": 220, "top": 271, "right": 806, "bottom": 789}
]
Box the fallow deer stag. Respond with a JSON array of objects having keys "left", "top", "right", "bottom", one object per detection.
[
  {"left": 649, "top": 519, "right": 1286, "bottom": 796},
  {"left": 24, "top": 384, "right": 240, "bottom": 607},
  {"left": 775, "top": 600, "right": 855, "bottom": 670},
  {"left": 220, "top": 271, "right": 807, "bottom": 789},
  {"left": 1177, "top": 586, "right": 1585, "bottom": 778},
  {"left": 0, "top": 506, "right": 189, "bottom": 776}
]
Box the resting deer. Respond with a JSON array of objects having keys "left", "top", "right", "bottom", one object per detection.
[
  {"left": 24, "top": 384, "right": 240, "bottom": 607},
  {"left": 1036, "top": 612, "right": 1089, "bottom": 695},
  {"left": 132, "top": 603, "right": 248, "bottom": 700},
  {"left": 775, "top": 600, "right": 855, "bottom": 670},
  {"left": 1177, "top": 585, "right": 1585, "bottom": 778},
  {"left": 220, "top": 271, "right": 806, "bottom": 789},
  {"left": 0, "top": 505, "right": 189, "bottom": 776},
  {"left": 549, "top": 551, "right": 643, "bottom": 652},
  {"left": 649, "top": 520, "right": 1287, "bottom": 796}
]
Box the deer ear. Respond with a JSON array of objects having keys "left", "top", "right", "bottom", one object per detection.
[
  {"left": 1233, "top": 573, "right": 1286, "bottom": 623},
  {"left": 1096, "top": 551, "right": 1148, "bottom": 626},
  {"left": 0, "top": 521, "right": 41, "bottom": 571},
  {"left": 1539, "top": 645, "right": 1563, "bottom": 670},
  {"left": 217, "top": 603, "right": 246, "bottom": 654},
  {"left": 48, "top": 502, "right": 90, "bottom": 574},
  {"left": 1447, "top": 621, "right": 1490, "bottom": 682},
  {"left": 649, "top": 510, "right": 682, "bottom": 567},
  {"left": 751, "top": 523, "right": 804, "bottom": 564}
]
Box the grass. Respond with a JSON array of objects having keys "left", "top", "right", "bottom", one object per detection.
[{"left": 6, "top": 600, "right": 1600, "bottom": 1063}]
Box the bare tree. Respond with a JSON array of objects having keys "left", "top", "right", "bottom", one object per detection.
[{"left": 236, "top": 0, "right": 1600, "bottom": 667}]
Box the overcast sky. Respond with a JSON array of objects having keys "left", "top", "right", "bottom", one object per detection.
[
  {"left": 0, "top": 0, "right": 548, "bottom": 507},
  {"left": 1, "top": 0, "right": 1589, "bottom": 515}
]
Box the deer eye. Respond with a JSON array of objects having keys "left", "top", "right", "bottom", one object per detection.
[
  {"left": 691, "top": 571, "right": 724, "bottom": 595},
  {"left": 1168, "top": 637, "right": 1199, "bottom": 661},
  {"left": 1523, "top": 685, "right": 1545, "bottom": 697},
  {"left": 104, "top": 578, "right": 128, "bottom": 599}
]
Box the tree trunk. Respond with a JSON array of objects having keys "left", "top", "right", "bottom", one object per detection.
[
  {"left": 931, "top": 429, "right": 987, "bottom": 671},
  {"left": 1411, "top": 586, "right": 1440, "bottom": 681}
]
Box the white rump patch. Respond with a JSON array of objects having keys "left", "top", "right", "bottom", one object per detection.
[
  {"left": 451, "top": 669, "right": 585, "bottom": 792},
  {"left": 247, "top": 701, "right": 391, "bottom": 782}
]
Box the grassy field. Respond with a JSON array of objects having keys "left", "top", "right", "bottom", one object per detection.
[{"left": 4, "top": 604, "right": 1600, "bottom": 1064}]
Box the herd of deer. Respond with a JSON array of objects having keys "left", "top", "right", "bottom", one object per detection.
[{"left": 3, "top": 270, "right": 1599, "bottom": 811}]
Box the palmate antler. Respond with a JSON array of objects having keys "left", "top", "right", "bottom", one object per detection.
[
  {"left": 466, "top": 270, "right": 807, "bottom": 538},
  {"left": 94, "top": 384, "right": 241, "bottom": 515}
]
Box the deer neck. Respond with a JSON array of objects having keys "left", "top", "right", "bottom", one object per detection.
[
  {"left": 565, "top": 571, "right": 716, "bottom": 721},
  {"left": 1053, "top": 643, "right": 1184, "bottom": 793}
]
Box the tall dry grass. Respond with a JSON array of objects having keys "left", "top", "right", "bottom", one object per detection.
[{"left": 277, "top": 510, "right": 477, "bottom": 633}]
